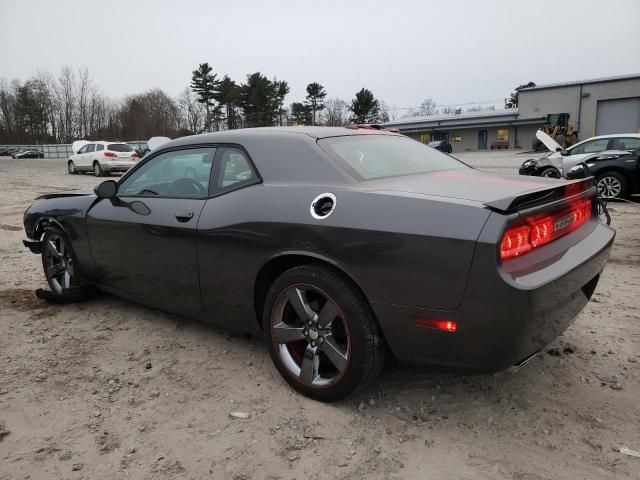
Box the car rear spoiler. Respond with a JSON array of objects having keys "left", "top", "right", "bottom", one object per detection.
[{"left": 484, "top": 177, "right": 596, "bottom": 213}]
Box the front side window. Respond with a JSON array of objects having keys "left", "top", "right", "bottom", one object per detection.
[
  {"left": 570, "top": 139, "right": 609, "bottom": 155},
  {"left": 86, "top": 144, "right": 96, "bottom": 153},
  {"left": 318, "top": 135, "right": 467, "bottom": 181},
  {"left": 118, "top": 147, "right": 216, "bottom": 198},
  {"left": 77, "top": 145, "right": 88, "bottom": 154},
  {"left": 216, "top": 148, "right": 258, "bottom": 190}
]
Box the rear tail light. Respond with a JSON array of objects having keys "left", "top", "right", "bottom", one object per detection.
[
  {"left": 500, "top": 198, "right": 593, "bottom": 261},
  {"left": 132, "top": 152, "right": 139, "bottom": 158},
  {"left": 104, "top": 151, "right": 117, "bottom": 157}
]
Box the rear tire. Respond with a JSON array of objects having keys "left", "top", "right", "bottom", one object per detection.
[
  {"left": 93, "top": 161, "right": 104, "bottom": 177},
  {"left": 263, "top": 264, "right": 387, "bottom": 402},
  {"left": 597, "top": 171, "right": 629, "bottom": 199}
]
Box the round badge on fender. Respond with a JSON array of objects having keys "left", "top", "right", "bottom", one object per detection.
[{"left": 310, "top": 193, "right": 337, "bottom": 220}]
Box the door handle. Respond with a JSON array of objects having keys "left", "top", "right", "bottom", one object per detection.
[{"left": 175, "top": 211, "right": 194, "bottom": 222}]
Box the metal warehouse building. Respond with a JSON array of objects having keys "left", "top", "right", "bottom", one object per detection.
[{"left": 383, "top": 73, "right": 640, "bottom": 153}]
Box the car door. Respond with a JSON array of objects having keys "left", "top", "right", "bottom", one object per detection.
[
  {"left": 81, "top": 144, "right": 96, "bottom": 168},
  {"left": 85, "top": 146, "right": 217, "bottom": 310}
]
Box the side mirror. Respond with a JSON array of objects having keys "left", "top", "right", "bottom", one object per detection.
[{"left": 94, "top": 180, "right": 118, "bottom": 199}]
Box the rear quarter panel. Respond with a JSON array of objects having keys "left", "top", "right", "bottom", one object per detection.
[{"left": 196, "top": 184, "right": 491, "bottom": 331}]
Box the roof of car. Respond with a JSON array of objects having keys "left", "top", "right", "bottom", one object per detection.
[
  {"left": 585, "top": 133, "right": 640, "bottom": 140},
  {"left": 168, "top": 126, "right": 400, "bottom": 146}
]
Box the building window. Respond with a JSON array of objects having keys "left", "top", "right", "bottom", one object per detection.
[
  {"left": 451, "top": 135, "right": 462, "bottom": 143},
  {"left": 497, "top": 129, "right": 509, "bottom": 141},
  {"left": 419, "top": 134, "right": 430, "bottom": 144}
]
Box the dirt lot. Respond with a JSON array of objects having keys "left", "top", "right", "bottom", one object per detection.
[{"left": 1, "top": 153, "right": 639, "bottom": 480}]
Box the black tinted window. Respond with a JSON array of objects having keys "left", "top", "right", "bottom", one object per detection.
[
  {"left": 319, "top": 135, "right": 466, "bottom": 181},
  {"left": 108, "top": 143, "right": 133, "bottom": 152}
]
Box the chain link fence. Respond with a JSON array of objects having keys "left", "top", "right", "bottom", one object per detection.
[{"left": 0, "top": 144, "right": 73, "bottom": 158}]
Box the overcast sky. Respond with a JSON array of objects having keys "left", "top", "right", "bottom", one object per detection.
[{"left": 1, "top": 0, "right": 639, "bottom": 111}]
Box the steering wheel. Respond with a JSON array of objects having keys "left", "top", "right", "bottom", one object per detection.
[{"left": 169, "top": 177, "right": 205, "bottom": 196}]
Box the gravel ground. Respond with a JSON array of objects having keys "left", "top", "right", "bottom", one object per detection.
[{"left": 0, "top": 152, "right": 639, "bottom": 480}]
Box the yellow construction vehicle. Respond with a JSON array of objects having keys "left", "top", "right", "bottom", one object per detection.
[{"left": 533, "top": 113, "right": 579, "bottom": 151}]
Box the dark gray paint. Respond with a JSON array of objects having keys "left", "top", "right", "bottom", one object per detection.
[{"left": 23, "top": 127, "right": 615, "bottom": 370}]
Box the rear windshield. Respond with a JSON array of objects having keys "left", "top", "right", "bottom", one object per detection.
[
  {"left": 107, "top": 143, "right": 133, "bottom": 152},
  {"left": 318, "top": 135, "right": 466, "bottom": 181}
]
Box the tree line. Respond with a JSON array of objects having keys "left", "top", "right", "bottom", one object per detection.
[{"left": 0, "top": 63, "right": 391, "bottom": 145}]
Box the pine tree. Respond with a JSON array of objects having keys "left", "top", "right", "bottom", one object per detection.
[
  {"left": 290, "top": 102, "right": 312, "bottom": 125},
  {"left": 350, "top": 88, "right": 380, "bottom": 124},
  {"left": 214, "top": 75, "right": 240, "bottom": 130},
  {"left": 190, "top": 63, "right": 219, "bottom": 131},
  {"left": 304, "top": 82, "right": 327, "bottom": 125}
]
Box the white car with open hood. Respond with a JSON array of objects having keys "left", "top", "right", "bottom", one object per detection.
[
  {"left": 68, "top": 141, "right": 140, "bottom": 176},
  {"left": 519, "top": 131, "right": 640, "bottom": 178}
]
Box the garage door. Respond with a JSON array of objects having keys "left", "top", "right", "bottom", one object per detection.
[{"left": 596, "top": 97, "right": 640, "bottom": 135}]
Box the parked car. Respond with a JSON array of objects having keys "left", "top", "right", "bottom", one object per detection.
[
  {"left": 428, "top": 139, "right": 453, "bottom": 154},
  {"left": 126, "top": 140, "right": 150, "bottom": 158},
  {"left": 68, "top": 141, "right": 139, "bottom": 176},
  {"left": 13, "top": 149, "right": 44, "bottom": 159},
  {"left": 520, "top": 132, "right": 640, "bottom": 178},
  {"left": 0, "top": 148, "right": 18, "bottom": 156},
  {"left": 564, "top": 149, "right": 640, "bottom": 199},
  {"left": 23, "top": 127, "right": 614, "bottom": 401}
]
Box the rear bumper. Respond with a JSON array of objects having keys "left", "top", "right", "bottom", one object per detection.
[
  {"left": 372, "top": 220, "right": 615, "bottom": 371},
  {"left": 102, "top": 161, "right": 135, "bottom": 172}
]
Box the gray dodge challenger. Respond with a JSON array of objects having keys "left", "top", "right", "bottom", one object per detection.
[{"left": 23, "top": 126, "right": 615, "bottom": 401}]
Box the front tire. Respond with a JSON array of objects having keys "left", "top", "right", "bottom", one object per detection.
[
  {"left": 540, "top": 167, "right": 561, "bottom": 178},
  {"left": 263, "top": 264, "right": 387, "bottom": 402},
  {"left": 93, "top": 161, "right": 104, "bottom": 177},
  {"left": 68, "top": 160, "right": 77, "bottom": 174},
  {"left": 41, "top": 227, "right": 93, "bottom": 300},
  {"left": 597, "top": 171, "right": 629, "bottom": 199}
]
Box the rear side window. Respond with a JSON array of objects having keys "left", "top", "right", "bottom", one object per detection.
[
  {"left": 216, "top": 148, "right": 259, "bottom": 190},
  {"left": 611, "top": 137, "right": 640, "bottom": 151},
  {"left": 318, "top": 135, "right": 466, "bottom": 181},
  {"left": 108, "top": 143, "right": 133, "bottom": 152},
  {"left": 96, "top": 144, "right": 104, "bottom": 151}
]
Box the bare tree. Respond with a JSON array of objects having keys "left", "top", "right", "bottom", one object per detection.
[
  {"left": 0, "top": 78, "right": 19, "bottom": 143},
  {"left": 54, "top": 66, "right": 76, "bottom": 142},
  {"left": 417, "top": 98, "right": 437, "bottom": 116},
  {"left": 177, "top": 87, "right": 205, "bottom": 134},
  {"left": 76, "top": 67, "right": 92, "bottom": 138},
  {"left": 324, "top": 98, "right": 350, "bottom": 126}
]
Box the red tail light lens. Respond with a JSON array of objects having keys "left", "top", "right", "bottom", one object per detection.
[
  {"left": 415, "top": 318, "right": 457, "bottom": 332},
  {"left": 500, "top": 225, "right": 532, "bottom": 259},
  {"left": 104, "top": 151, "right": 117, "bottom": 157},
  {"left": 500, "top": 198, "right": 592, "bottom": 261}
]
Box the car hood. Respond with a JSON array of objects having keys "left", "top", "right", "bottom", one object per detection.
[
  {"left": 366, "top": 168, "right": 562, "bottom": 206},
  {"left": 536, "top": 130, "right": 563, "bottom": 153},
  {"left": 36, "top": 189, "right": 94, "bottom": 200}
]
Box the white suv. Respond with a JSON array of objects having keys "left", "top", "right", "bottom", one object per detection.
[{"left": 68, "top": 141, "right": 139, "bottom": 176}]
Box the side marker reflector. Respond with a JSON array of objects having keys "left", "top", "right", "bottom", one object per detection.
[{"left": 415, "top": 318, "right": 457, "bottom": 333}]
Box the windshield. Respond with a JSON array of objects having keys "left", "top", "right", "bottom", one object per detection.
[
  {"left": 108, "top": 143, "right": 134, "bottom": 152},
  {"left": 318, "top": 135, "right": 467, "bottom": 181}
]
